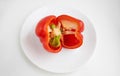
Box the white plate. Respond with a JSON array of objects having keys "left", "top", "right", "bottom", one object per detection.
[{"left": 20, "top": 6, "right": 96, "bottom": 73}]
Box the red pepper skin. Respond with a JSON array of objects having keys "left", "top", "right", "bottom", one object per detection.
[
  {"left": 57, "top": 15, "right": 84, "bottom": 49},
  {"left": 35, "top": 15, "right": 62, "bottom": 53}
]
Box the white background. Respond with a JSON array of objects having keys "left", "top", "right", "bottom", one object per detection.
[{"left": 0, "top": 0, "right": 120, "bottom": 76}]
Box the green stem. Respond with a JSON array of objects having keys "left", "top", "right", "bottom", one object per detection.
[{"left": 49, "top": 35, "right": 61, "bottom": 48}]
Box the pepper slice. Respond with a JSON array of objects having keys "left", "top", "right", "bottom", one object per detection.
[
  {"left": 57, "top": 15, "right": 84, "bottom": 49},
  {"left": 35, "top": 15, "right": 62, "bottom": 53}
]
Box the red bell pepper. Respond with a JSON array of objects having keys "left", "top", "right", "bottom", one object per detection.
[
  {"left": 35, "top": 15, "right": 84, "bottom": 53},
  {"left": 35, "top": 15, "right": 62, "bottom": 53},
  {"left": 57, "top": 15, "right": 84, "bottom": 49}
]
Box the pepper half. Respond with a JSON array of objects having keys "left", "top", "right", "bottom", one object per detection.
[
  {"left": 35, "top": 15, "right": 62, "bottom": 53},
  {"left": 57, "top": 15, "right": 84, "bottom": 49}
]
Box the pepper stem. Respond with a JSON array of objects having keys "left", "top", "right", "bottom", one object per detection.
[
  {"left": 49, "top": 35, "right": 61, "bottom": 48},
  {"left": 50, "top": 24, "right": 56, "bottom": 30}
]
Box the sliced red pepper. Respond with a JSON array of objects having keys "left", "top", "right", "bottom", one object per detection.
[
  {"left": 57, "top": 15, "right": 84, "bottom": 49},
  {"left": 35, "top": 14, "right": 84, "bottom": 53},
  {"left": 35, "top": 15, "right": 62, "bottom": 53}
]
